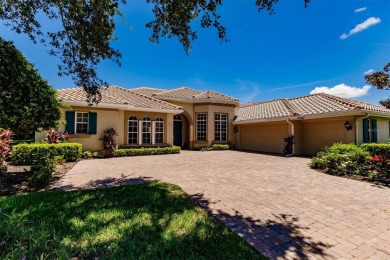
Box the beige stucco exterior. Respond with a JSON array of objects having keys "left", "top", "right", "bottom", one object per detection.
[
  {"left": 238, "top": 122, "right": 289, "bottom": 153},
  {"left": 355, "top": 116, "right": 390, "bottom": 144}
]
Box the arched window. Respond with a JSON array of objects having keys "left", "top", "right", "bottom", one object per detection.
[
  {"left": 142, "top": 117, "right": 151, "bottom": 144},
  {"left": 155, "top": 117, "right": 164, "bottom": 144},
  {"left": 128, "top": 116, "right": 138, "bottom": 144},
  {"left": 174, "top": 114, "right": 182, "bottom": 121}
]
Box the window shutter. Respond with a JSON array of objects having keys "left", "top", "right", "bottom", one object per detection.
[
  {"left": 363, "top": 119, "right": 370, "bottom": 143},
  {"left": 65, "top": 111, "right": 75, "bottom": 134},
  {"left": 88, "top": 112, "right": 97, "bottom": 134},
  {"left": 372, "top": 119, "right": 378, "bottom": 142}
]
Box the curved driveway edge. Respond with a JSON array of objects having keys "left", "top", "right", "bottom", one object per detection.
[{"left": 56, "top": 150, "right": 390, "bottom": 260}]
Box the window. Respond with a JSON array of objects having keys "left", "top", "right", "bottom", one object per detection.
[
  {"left": 142, "top": 117, "right": 151, "bottom": 144},
  {"left": 363, "top": 118, "right": 378, "bottom": 143},
  {"left": 215, "top": 113, "right": 228, "bottom": 141},
  {"left": 128, "top": 116, "right": 138, "bottom": 144},
  {"left": 196, "top": 113, "right": 207, "bottom": 141},
  {"left": 155, "top": 117, "right": 164, "bottom": 144},
  {"left": 75, "top": 112, "right": 88, "bottom": 134}
]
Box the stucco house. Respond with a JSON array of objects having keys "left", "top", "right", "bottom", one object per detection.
[{"left": 36, "top": 86, "right": 390, "bottom": 155}]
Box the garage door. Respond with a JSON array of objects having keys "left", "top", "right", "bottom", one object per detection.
[
  {"left": 239, "top": 122, "right": 288, "bottom": 153},
  {"left": 302, "top": 118, "right": 354, "bottom": 155}
]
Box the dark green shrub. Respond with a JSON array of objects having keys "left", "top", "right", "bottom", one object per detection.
[
  {"left": 113, "top": 146, "right": 181, "bottom": 157},
  {"left": 82, "top": 151, "right": 93, "bottom": 159},
  {"left": 28, "top": 155, "right": 62, "bottom": 186},
  {"left": 11, "top": 143, "right": 82, "bottom": 165},
  {"left": 360, "top": 143, "right": 390, "bottom": 157},
  {"left": 310, "top": 143, "right": 370, "bottom": 176},
  {"left": 0, "top": 163, "right": 7, "bottom": 176}
]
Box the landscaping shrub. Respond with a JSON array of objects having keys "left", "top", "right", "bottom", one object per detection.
[
  {"left": 369, "top": 154, "right": 390, "bottom": 182},
  {"left": 102, "top": 128, "right": 118, "bottom": 157},
  {"left": 113, "top": 146, "right": 181, "bottom": 157},
  {"left": 81, "top": 151, "right": 93, "bottom": 159},
  {"left": 11, "top": 143, "right": 82, "bottom": 165},
  {"left": 360, "top": 143, "right": 390, "bottom": 157},
  {"left": 92, "top": 151, "right": 103, "bottom": 158},
  {"left": 282, "top": 135, "right": 294, "bottom": 155},
  {"left": 28, "top": 155, "right": 62, "bottom": 186},
  {"left": 45, "top": 129, "right": 73, "bottom": 143},
  {"left": 310, "top": 143, "right": 370, "bottom": 176},
  {"left": 211, "top": 144, "right": 230, "bottom": 150}
]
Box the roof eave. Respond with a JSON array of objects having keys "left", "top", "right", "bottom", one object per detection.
[
  {"left": 156, "top": 96, "right": 239, "bottom": 105},
  {"left": 62, "top": 100, "right": 183, "bottom": 114}
]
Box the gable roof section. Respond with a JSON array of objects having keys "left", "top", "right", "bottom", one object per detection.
[
  {"left": 130, "top": 87, "right": 166, "bottom": 97},
  {"left": 153, "top": 87, "right": 239, "bottom": 104},
  {"left": 57, "top": 86, "right": 182, "bottom": 111},
  {"left": 235, "top": 93, "right": 390, "bottom": 122}
]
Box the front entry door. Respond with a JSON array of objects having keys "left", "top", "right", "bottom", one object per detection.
[{"left": 173, "top": 121, "right": 182, "bottom": 147}]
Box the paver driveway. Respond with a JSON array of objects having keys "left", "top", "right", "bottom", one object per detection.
[{"left": 57, "top": 150, "right": 390, "bottom": 259}]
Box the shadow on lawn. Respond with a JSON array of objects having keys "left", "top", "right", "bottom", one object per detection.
[{"left": 55, "top": 176, "right": 332, "bottom": 259}]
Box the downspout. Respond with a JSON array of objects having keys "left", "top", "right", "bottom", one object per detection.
[
  {"left": 356, "top": 113, "right": 370, "bottom": 144},
  {"left": 287, "top": 119, "right": 294, "bottom": 155}
]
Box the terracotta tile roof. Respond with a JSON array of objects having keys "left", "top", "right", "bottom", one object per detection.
[
  {"left": 235, "top": 93, "right": 390, "bottom": 122},
  {"left": 130, "top": 87, "right": 166, "bottom": 97},
  {"left": 57, "top": 86, "right": 182, "bottom": 110},
  {"left": 153, "top": 87, "right": 239, "bottom": 103},
  {"left": 153, "top": 87, "right": 202, "bottom": 100}
]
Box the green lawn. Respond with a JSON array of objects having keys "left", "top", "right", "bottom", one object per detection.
[{"left": 0, "top": 182, "right": 264, "bottom": 259}]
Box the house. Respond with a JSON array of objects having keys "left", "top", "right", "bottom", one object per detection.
[
  {"left": 36, "top": 86, "right": 390, "bottom": 155},
  {"left": 234, "top": 93, "right": 390, "bottom": 155}
]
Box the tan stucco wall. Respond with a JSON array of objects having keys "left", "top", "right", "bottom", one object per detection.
[
  {"left": 238, "top": 122, "right": 289, "bottom": 153},
  {"left": 193, "top": 104, "right": 236, "bottom": 148},
  {"left": 123, "top": 111, "right": 172, "bottom": 145},
  {"left": 59, "top": 107, "right": 123, "bottom": 151},
  {"left": 300, "top": 116, "right": 355, "bottom": 155},
  {"left": 356, "top": 116, "right": 390, "bottom": 144}
]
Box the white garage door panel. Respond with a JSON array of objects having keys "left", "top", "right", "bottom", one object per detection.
[{"left": 240, "top": 124, "right": 288, "bottom": 153}]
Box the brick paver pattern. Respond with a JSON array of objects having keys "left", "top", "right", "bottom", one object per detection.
[{"left": 57, "top": 151, "right": 390, "bottom": 259}]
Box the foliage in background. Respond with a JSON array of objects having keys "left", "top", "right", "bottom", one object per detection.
[
  {"left": 11, "top": 143, "right": 82, "bottom": 165},
  {"left": 199, "top": 144, "right": 231, "bottom": 151},
  {"left": 0, "top": 38, "right": 61, "bottom": 137},
  {"left": 360, "top": 143, "right": 390, "bottom": 157},
  {"left": 0, "top": 128, "right": 13, "bottom": 175},
  {"left": 0, "top": 0, "right": 310, "bottom": 103},
  {"left": 81, "top": 151, "right": 93, "bottom": 159},
  {"left": 102, "top": 128, "right": 118, "bottom": 158},
  {"left": 0, "top": 183, "right": 263, "bottom": 259},
  {"left": 45, "top": 129, "right": 73, "bottom": 144},
  {"left": 365, "top": 62, "right": 390, "bottom": 108},
  {"left": 113, "top": 146, "right": 181, "bottom": 157}
]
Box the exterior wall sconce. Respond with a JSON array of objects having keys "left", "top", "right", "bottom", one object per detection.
[
  {"left": 344, "top": 120, "right": 352, "bottom": 131},
  {"left": 234, "top": 126, "right": 239, "bottom": 133}
]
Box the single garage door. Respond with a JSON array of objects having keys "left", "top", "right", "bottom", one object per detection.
[
  {"left": 239, "top": 122, "right": 289, "bottom": 153},
  {"left": 302, "top": 118, "right": 355, "bottom": 155}
]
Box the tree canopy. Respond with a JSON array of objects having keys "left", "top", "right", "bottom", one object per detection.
[
  {"left": 365, "top": 62, "right": 390, "bottom": 108},
  {"left": 0, "top": 37, "right": 61, "bottom": 138},
  {"left": 0, "top": 0, "right": 310, "bottom": 103}
]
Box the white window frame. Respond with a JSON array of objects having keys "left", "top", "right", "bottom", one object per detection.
[
  {"left": 128, "top": 116, "right": 138, "bottom": 144},
  {"left": 75, "top": 112, "right": 89, "bottom": 134},
  {"left": 214, "top": 113, "right": 228, "bottom": 141},
  {"left": 154, "top": 117, "right": 164, "bottom": 144},
  {"left": 141, "top": 117, "right": 152, "bottom": 144},
  {"left": 196, "top": 113, "right": 207, "bottom": 141}
]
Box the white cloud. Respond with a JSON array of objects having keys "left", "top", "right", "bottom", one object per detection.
[
  {"left": 310, "top": 84, "right": 371, "bottom": 98},
  {"left": 354, "top": 7, "right": 367, "bottom": 13},
  {"left": 340, "top": 17, "right": 381, "bottom": 40},
  {"left": 364, "top": 69, "right": 375, "bottom": 75}
]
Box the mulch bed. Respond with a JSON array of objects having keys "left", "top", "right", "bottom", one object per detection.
[{"left": 0, "top": 161, "right": 77, "bottom": 196}]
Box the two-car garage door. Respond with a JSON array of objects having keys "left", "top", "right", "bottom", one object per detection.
[{"left": 239, "top": 122, "right": 289, "bottom": 154}]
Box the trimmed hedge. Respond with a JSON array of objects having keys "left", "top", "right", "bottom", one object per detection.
[
  {"left": 360, "top": 143, "right": 390, "bottom": 157},
  {"left": 113, "top": 146, "right": 181, "bottom": 157},
  {"left": 310, "top": 143, "right": 370, "bottom": 175},
  {"left": 11, "top": 143, "right": 82, "bottom": 165},
  {"left": 211, "top": 144, "right": 230, "bottom": 150}
]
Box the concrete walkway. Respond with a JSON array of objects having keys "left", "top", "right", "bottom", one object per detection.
[{"left": 56, "top": 150, "right": 390, "bottom": 259}]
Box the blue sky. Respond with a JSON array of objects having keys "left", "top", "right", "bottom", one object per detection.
[{"left": 2, "top": 0, "right": 390, "bottom": 104}]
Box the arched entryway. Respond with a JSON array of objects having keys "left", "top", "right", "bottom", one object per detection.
[{"left": 173, "top": 114, "right": 190, "bottom": 148}]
